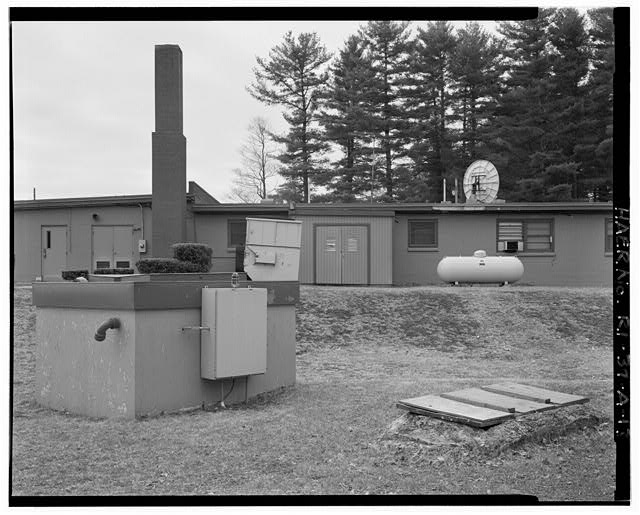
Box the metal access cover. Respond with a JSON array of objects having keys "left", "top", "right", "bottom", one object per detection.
[{"left": 397, "top": 383, "right": 589, "bottom": 428}]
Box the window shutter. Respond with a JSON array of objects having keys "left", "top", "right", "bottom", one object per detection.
[
  {"left": 525, "top": 221, "right": 552, "bottom": 252},
  {"left": 498, "top": 222, "right": 523, "bottom": 241}
]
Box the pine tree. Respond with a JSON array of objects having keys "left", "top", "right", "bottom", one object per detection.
[
  {"left": 449, "top": 23, "right": 504, "bottom": 180},
  {"left": 316, "top": 35, "right": 376, "bottom": 202},
  {"left": 485, "top": 10, "right": 555, "bottom": 200},
  {"left": 407, "top": 21, "right": 457, "bottom": 202},
  {"left": 573, "top": 7, "right": 614, "bottom": 201},
  {"left": 247, "top": 32, "right": 332, "bottom": 203},
  {"left": 359, "top": 20, "right": 414, "bottom": 201},
  {"left": 536, "top": 8, "right": 590, "bottom": 201}
]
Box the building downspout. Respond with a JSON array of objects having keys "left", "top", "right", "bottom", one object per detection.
[{"left": 138, "top": 203, "right": 145, "bottom": 240}]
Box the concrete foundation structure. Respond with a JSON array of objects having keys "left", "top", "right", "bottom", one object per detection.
[{"left": 33, "top": 275, "right": 297, "bottom": 418}]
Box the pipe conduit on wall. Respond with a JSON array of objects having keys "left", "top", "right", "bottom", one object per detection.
[{"left": 94, "top": 318, "right": 121, "bottom": 341}]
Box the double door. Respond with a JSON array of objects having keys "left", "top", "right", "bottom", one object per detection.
[
  {"left": 315, "top": 225, "right": 368, "bottom": 285},
  {"left": 92, "top": 225, "right": 134, "bottom": 270}
]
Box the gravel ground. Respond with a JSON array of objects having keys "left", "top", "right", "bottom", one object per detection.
[{"left": 11, "top": 284, "right": 616, "bottom": 501}]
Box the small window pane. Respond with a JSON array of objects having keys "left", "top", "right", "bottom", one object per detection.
[
  {"left": 228, "top": 220, "right": 247, "bottom": 248},
  {"left": 46, "top": 231, "right": 51, "bottom": 249},
  {"left": 96, "top": 261, "right": 111, "bottom": 269},
  {"left": 115, "top": 261, "right": 130, "bottom": 268},
  {"left": 409, "top": 220, "right": 437, "bottom": 247}
]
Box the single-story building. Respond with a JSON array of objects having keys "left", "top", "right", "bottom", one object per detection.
[
  {"left": 13, "top": 44, "right": 613, "bottom": 287},
  {"left": 13, "top": 185, "right": 613, "bottom": 287}
]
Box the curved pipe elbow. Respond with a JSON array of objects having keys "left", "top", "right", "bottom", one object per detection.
[{"left": 94, "top": 318, "right": 121, "bottom": 341}]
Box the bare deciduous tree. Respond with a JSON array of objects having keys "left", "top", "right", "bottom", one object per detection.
[
  {"left": 227, "top": 117, "right": 281, "bottom": 202},
  {"left": 247, "top": 32, "right": 332, "bottom": 203}
]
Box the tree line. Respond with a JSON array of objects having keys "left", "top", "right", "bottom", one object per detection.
[{"left": 240, "top": 9, "right": 613, "bottom": 204}]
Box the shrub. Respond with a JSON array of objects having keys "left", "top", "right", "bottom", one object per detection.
[
  {"left": 92, "top": 268, "right": 135, "bottom": 275},
  {"left": 135, "top": 258, "right": 202, "bottom": 274},
  {"left": 62, "top": 270, "right": 89, "bottom": 281},
  {"left": 171, "top": 243, "right": 212, "bottom": 272}
]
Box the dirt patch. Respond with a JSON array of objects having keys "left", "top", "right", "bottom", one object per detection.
[{"left": 383, "top": 404, "right": 607, "bottom": 463}]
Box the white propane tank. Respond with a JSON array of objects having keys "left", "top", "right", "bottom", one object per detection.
[{"left": 437, "top": 250, "right": 524, "bottom": 284}]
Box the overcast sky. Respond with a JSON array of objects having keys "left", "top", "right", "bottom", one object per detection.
[{"left": 11, "top": 18, "right": 508, "bottom": 201}]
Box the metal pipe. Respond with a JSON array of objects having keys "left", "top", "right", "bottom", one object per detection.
[
  {"left": 443, "top": 178, "right": 447, "bottom": 202},
  {"left": 138, "top": 203, "right": 145, "bottom": 240},
  {"left": 370, "top": 139, "right": 376, "bottom": 204},
  {"left": 94, "top": 318, "right": 121, "bottom": 341}
]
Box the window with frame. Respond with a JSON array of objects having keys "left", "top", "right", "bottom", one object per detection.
[
  {"left": 497, "top": 219, "right": 554, "bottom": 253},
  {"left": 228, "top": 219, "right": 247, "bottom": 249},
  {"left": 605, "top": 218, "right": 613, "bottom": 253},
  {"left": 408, "top": 219, "right": 438, "bottom": 248}
]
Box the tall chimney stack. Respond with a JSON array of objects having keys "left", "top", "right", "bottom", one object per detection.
[{"left": 152, "top": 44, "right": 186, "bottom": 257}]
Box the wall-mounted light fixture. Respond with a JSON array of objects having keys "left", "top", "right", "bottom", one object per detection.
[{"left": 92, "top": 213, "right": 99, "bottom": 221}]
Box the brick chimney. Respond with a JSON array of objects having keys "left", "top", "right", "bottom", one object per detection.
[{"left": 152, "top": 44, "right": 186, "bottom": 257}]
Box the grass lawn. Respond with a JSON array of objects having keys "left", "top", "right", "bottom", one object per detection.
[{"left": 12, "top": 284, "right": 615, "bottom": 500}]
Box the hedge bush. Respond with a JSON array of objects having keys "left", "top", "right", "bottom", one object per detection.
[
  {"left": 135, "top": 258, "right": 202, "bottom": 274},
  {"left": 92, "top": 268, "right": 135, "bottom": 275},
  {"left": 171, "top": 243, "right": 212, "bottom": 272},
  {"left": 62, "top": 270, "right": 89, "bottom": 281}
]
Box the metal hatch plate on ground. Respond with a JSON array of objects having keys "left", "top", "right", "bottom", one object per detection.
[{"left": 398, "top": 383, "right": 589, "bottom": 428}]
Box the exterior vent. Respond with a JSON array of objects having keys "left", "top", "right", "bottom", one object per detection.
[{"left": 498, "top": 240, "right": 523, "bottom": 253}]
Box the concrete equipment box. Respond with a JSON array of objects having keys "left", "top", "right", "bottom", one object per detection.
[{"left": 200, "top": 287, "right": 267, "bottom": 380}]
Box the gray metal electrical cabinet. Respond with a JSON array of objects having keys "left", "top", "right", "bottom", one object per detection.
[
  {"left": 200, "top": 287, "right": 267, "bottom": 380},
  {"left": 244, "top": 218, "right": 302, "bottom": 281}
]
